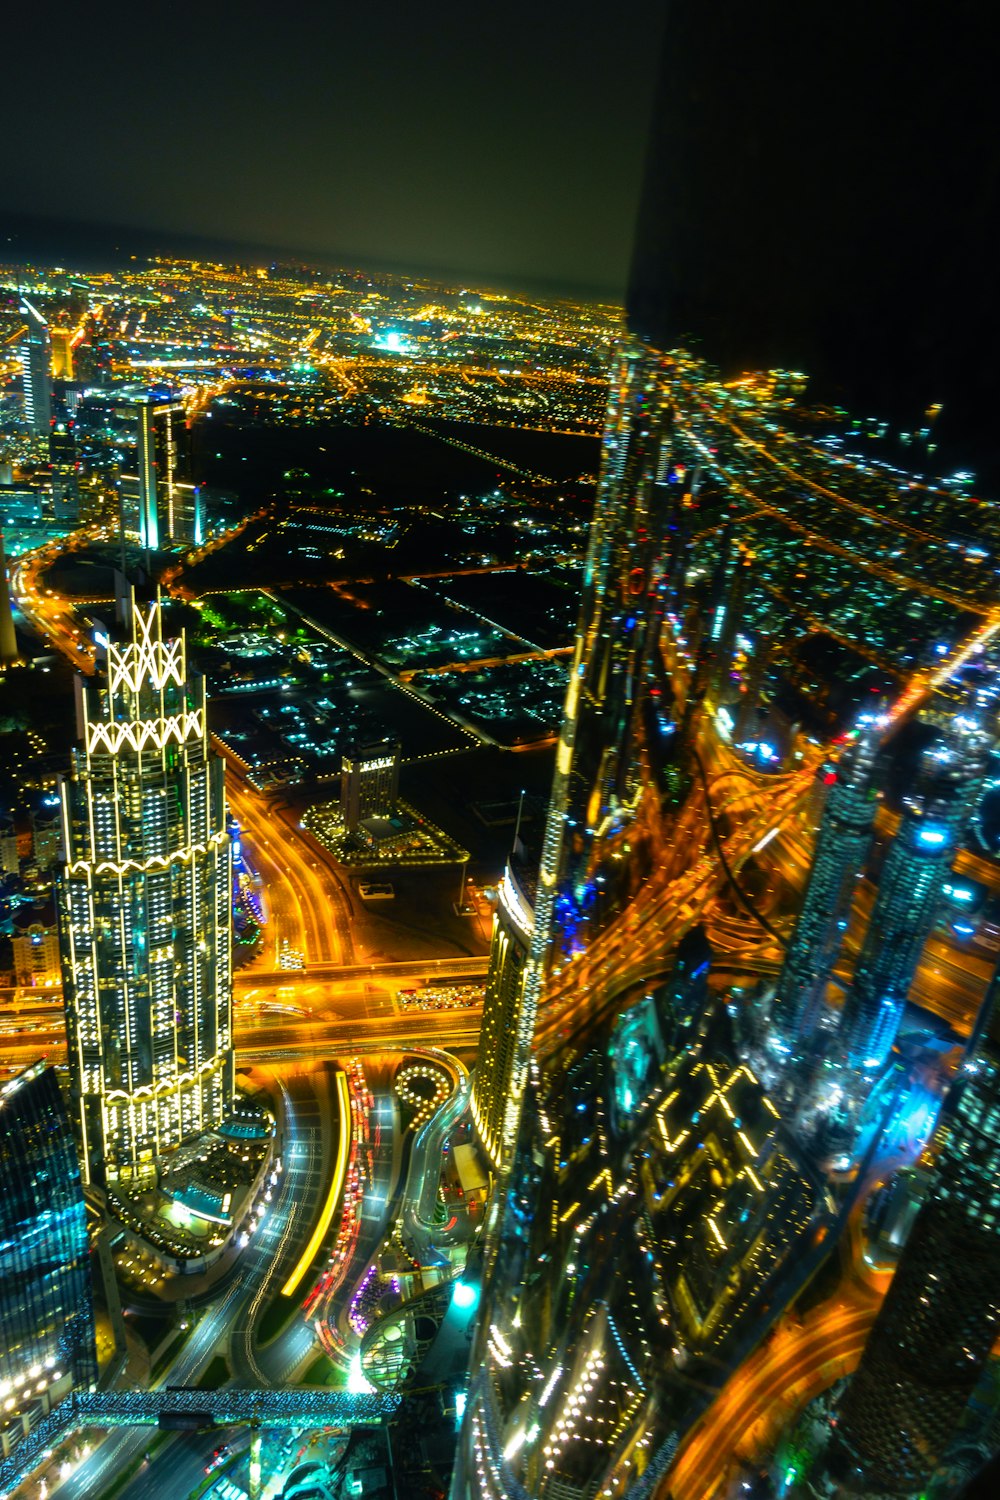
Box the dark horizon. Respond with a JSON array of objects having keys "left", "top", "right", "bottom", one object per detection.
[
  {"left": 0, "top": 208, "right": 626, "bottom": 307},
  {"left": 1, "top": 0, "right": 667, "bottom": 301}
]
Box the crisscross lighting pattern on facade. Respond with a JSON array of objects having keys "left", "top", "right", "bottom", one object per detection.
[{"left": 56, "top": 601, "right": 234, "bottom": 1181}]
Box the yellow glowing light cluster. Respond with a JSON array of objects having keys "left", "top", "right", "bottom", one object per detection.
[{"left": 281, "top": 1068, "right": 350, "bottom": 1298}]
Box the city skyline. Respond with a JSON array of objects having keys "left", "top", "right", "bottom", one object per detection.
[
  {"left": 3, "top": 5, "right": 1000, "bottom": 1497},
  {"left": 0, "top": 1, "right": 668, "bottom": 298},
  {"left": 1, "top": 237, "right": 1000, "bottom": 1500}
]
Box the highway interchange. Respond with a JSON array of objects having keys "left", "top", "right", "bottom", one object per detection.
[{"left": 4, "top": 519, "right": 999, "bottom": 1500}]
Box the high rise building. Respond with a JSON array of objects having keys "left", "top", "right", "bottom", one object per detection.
[
  {"left": 117, "top": 398, "right": 201, "bottom": 550},
  {"left": 11, "top": 899, "right": 60, "bottom": 987},
  {"left": 703, "top": 536, "right": 753, "bottom": 703},
  {"left": 0, "top": 1062, "right": 97, "bottom": 1454},
  {"left": 770, "top": 720, "right": 881, "bottom": 1044},
  {"left": 55, "top": 597, "right": 234, "bottom": 1184},
  {"left": 471, "top": 855, "right": 535, "bottom": 1173},
  {"left": 839, "top": 719, "right": 990, "bottom": 1071},
  {"left": 20, "top": 299, "right": 52, "bottom": 438},
  {"left": 50, "top": 326, "right": 74, "bottom": 380},
  {"left": 341, "top": 738, "right": 401, "bottom": 835},
  {"left": 832, "top": 979, "right": 1000, "bottom": 1493},
  {"left": 456, "top": 345, "right": 715, "bottom": 1500},
  {"left": 49, "top": 420, "right": 80, "bottom": 522},
  {"left": 454, "top": 7, "right": 1000, "bottom": 1496}
]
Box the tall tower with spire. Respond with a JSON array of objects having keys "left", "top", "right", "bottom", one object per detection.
[{"left": 55, "top": 596, "right": 234, "bottom": 1184}]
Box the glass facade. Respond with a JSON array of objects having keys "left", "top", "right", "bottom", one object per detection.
[
  {"left": 117, "top": 399, "right": 198, "bottom": 549},
  {"left": 840, "top": 721, "right": 990, "bottom": 1070},
  {"left": 56, "top": 599, "right": 234, "bottom": 1183},
  {"left": 455, "top": 344, "right": 826, "bottom": 1500},
  {"left": 771, "top": 722, "right": 880, "bottom": 1043},
  {"left": 836, "top": 1018, "right": 1000, "bottom": 1491},
  {"left": 0, "top": 1064, "right": 97, "bottom": 1418}
]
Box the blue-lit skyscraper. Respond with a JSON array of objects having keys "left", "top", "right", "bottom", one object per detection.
[
  {"left": 771, "top": 720, "right": 880, "bottom": 1044},
  {"left": 0, "top": 1063, "right": 97, "bottom": 1445},
  {"left": 840, "top": 719, "right": 990, "bottom": 1071}
]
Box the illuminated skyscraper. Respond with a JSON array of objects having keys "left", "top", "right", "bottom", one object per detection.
[
  {"left": 471, "top": 855, "right": 535, "bottom": 1172},
  {"left": 50, "top": 326, "right": 74, "bottom": 380},
  {"left": 457, "top": 344, "right": 724, "bottom": 1500},
  {"left": 20, "top": 299, "right": 52, "bottom": 438},
  {"left": 56, "top": 598, "right": 234, "bottom": 1184},
  {"left": 840, "top": 720, "right": 990, "bottom": 1071},
  {"left": 118, "top": 398, "right": 201, "bottom": 550},
  {"left": 771, "top": 721, "right": 880, "bottom": 1044},
  {"left": 0, "top": 1063, "right": 97, "bottom": 1443},
  {"left": 833, "top": 977, "right": 1000, "bottom": 1493},
  {"left": 49, "top": 420, "right": 80, "bottom": 522},
  {"left": 341, "top": 738, "right": 400, "bottom": 835}
]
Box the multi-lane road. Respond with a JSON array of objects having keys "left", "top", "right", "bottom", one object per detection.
[
  {"left": 43, "top": 1065, "right": 342, "bottom": 1500},
  {"left": 225, "top": 772, "right": 356, "bottom": 970},
  {"left": 664, "top": 1295, "right": 880, "bottom": 1500}
]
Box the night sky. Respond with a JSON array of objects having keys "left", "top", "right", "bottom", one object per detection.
[
  {"left": 629, "top": 2, "right": 1000, "bottom": 469},
  {"left": 3, "top": 0, "right": 666, "bottom": 296},
  {"left": 5, "top": 2, "right": 999, "bottom": 474}
]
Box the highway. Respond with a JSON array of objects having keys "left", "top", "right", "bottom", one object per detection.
[
  {"left": 532, "top": 718, "right": 822, "bottom": 1060},
  {"left": 661, "top": 1151, "right": 901, "bottom": 1500},
  {"left": 311, "top": 1068, "right": 404, "bottom": 1367},
  {"left": 663, "top": 1297, "right": 879, "bottom": 1500},
  {"left": 225, "top": 769, "right": 355, "bottom": 969},
  {"left": 39, "top": 1065, "right": 339, "bottom": 1500}
]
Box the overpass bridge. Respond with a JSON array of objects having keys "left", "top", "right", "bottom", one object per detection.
[{"left": 0, "top": 1387, "right": 400, "bottom": 1498}]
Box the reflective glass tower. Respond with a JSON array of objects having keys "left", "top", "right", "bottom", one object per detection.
[
  {"left": 56, "top": 599, "right": 235, "bottom": 1184},
  {"left": 0, "top": 1063, "right": 97, "bottom": 1427},
  {"left": 455, "top": 5, "right": 1000, "bottom": 1496},
  {"left": 839, "top": 720, "right": 990, "bottom": 1071},
  {"left": 771, "top": 721, "right": 880, "bottom": 1044},
  {"left": 834, "top": 979, "right": 1000, "bottom": 1492},
  {"left": 457, "top": 343, "right": 735, "bottom": 1500}
]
